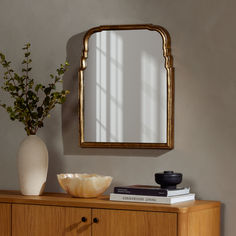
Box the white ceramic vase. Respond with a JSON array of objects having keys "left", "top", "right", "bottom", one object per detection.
[{"left": 17, "top": 135, "right": 48, "bottom": 195}]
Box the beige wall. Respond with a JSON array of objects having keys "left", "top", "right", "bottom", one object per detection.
[{"left": 0, "top": 0, "right": 235, "bottom": 235}]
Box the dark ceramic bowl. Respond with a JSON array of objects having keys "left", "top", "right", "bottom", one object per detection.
[{"left": 155, "top": 171, "right": 182, "bottom": 189}]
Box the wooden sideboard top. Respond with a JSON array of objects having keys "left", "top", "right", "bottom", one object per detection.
[{"left": 0, "top": 190, "right": 220, "bottom": 213}]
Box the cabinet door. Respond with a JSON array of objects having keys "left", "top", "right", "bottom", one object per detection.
[
  {"left": 0, "top": 203, "right": 11, "bottom": 236},
  {"left": 92, "top": 209, "right": 177, "bottom": 236},
  {"left": 12, "top": 204, "right": 91, "bottom": 236}
]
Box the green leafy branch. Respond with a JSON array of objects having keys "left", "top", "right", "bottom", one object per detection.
[{"left": 0, "top": 43, "right": 70, "bottom": 135}]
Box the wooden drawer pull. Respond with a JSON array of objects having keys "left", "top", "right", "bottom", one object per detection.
[{"left": 93, "top": 217, "right": 99, "bottom": 223}]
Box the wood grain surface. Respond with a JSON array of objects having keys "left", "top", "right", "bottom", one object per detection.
[
  {"left": 92, "top": 208, "right": 177, "bottom": 236},
  {"left": 12, "top": 204, "right": 91, "bottom": 236},
  {"left": 0, "top": 190, "right": 220, "bottom": 213},
  {"left": 0, "top": 203, "right": 11, "bottom": 236}
]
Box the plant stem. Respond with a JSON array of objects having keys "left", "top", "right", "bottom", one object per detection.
[{"left": 24, "top": 47, "right": 34, "bottom": 132}]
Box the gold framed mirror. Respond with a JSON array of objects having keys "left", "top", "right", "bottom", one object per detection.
[{"left": 79, "top": 24, "right": 174, "bottom": 149}]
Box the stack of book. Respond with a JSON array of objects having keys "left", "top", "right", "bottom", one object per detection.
[{"left": 109, "top": 185, "right": 195, "bottom": 204}]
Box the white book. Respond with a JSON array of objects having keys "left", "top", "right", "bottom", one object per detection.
[{"left": 110, "top": 193, "right": 195, "bottom": 204}]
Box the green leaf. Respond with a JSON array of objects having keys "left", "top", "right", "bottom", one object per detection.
[
  {"left": 43, "top": 96, "right": 50, "bottom": 106},
  {"left": 64, "top": 90, "right": 70, "bottom": 95},
  {"left": 38, "top": 122, "right": 44, "bottom": 128},
  {"left": 37, "top": 107, "right": 43, "bottom": 118},
  {"left": 27, "top": 90, "right": 37, "bottom": 99},
  {"left": 52, "top": 92, "right": 59, "bottom": 99},
  {"left": 24, "top": 52, "right": 30, "bottom": 57},
  {"left": 44, "top": 87, "right": 51, "bottom": 95},
  {"left": 55, "top": 76, "right": 60, "bottom": 82},
  {"left": 0, "top": 53, "right": 6, "bottom": 61},
  {"left": 6, "top": 61, "right": 11, "bottom": 66},
  {"left": 22, "top": 43, "right": 30, "bottom": 50},
  {"left": 28, "top": 80, "right": 34, "bottom": 88},
  {"left": 59, "top": 97, "right": 66, "bottom": 104},
  {"left": 31, "top": 112, "right": 38, "bottom": 119},
  {"left": 9, "top": 84, "right": 16, "bottom": 91},
  {"left": 2, "top": 62, "right": 9, "bottom": 68},
  {"left": 7, "top": 106, "right": 12, "bottom": 113},
  {"left": 49, "top": 83, "right": 56, "bottom": 89},
  {"left": 35, "top": 84, "right": 43, "bottom": 92},
  {"left": 10, "top": 115, "right": 15, "bottom": 120}
]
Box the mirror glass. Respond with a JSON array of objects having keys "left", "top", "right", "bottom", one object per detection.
[{"left": 79, "top": 25, "right": 174, "bottom": 149}]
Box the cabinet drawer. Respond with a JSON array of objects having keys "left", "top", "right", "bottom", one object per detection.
[
  {"left": 12, "top": 204, "right": 91, "bottom": 236},
  {"left": 92, "top": 209, "right": 177, "bottom": 236}
]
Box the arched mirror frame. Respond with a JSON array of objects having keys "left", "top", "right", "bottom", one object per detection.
[{"left": 79, "top": 24, "right": 174, "bottom": 149}]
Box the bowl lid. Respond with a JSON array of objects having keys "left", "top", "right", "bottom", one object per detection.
[{"left": 155, "top": 171, "right": 182, "bottom": 177}]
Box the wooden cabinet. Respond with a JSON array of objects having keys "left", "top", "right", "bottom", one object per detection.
[
  {"left": 0, "top": 203, "right": 11, "bottom": 236},
  {"left": 12, "top": 204, "right": 91, "bottom": 236},
  {"left": 92, "top": 209, "right": 177, "bottom": 236},
  {"left": 0, "top": 191, "right": 220, "bottom": 236}
]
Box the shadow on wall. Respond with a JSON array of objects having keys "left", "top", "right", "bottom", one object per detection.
[
  {"left": 62, "top": 31, "right": 171, "bottom": 157},
  {"left": 42, "top": 115, "right": 64, "bottom": 192}
]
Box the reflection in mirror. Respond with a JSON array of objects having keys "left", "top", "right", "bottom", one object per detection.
[{"left": 79, "top": 25, "right": 174, "bottom": 149}]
